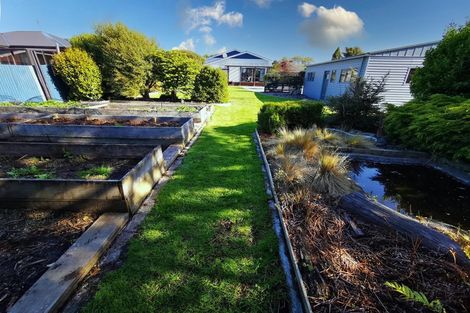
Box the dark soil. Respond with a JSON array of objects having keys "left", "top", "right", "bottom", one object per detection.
[
  {"left": 0, "top": 209, "right": 99, "bottom": 312},
  {"left": 0, "top": 156, "right": 138, "bottom": 180},
  {"left": 1, "top": 116, "right": 181, "bottom": 127},
  {"left": 261, "top": 137, "right": 470, "bottom": 313}
]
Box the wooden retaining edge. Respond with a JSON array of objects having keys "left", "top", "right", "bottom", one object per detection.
[
  {"left": 8, "top": 213, "right": 128, "bottom": 313},
  {"left": 254, "top": 130, "right": 312, "bottom": 313}
]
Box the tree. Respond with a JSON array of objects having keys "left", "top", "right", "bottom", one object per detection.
[
  {"left": 88, "top": 23, "right": 158, "bottom": 98},
  {"left": 411, "top": 22, "right": 470, "bottom": 98},
  {"left": 327, "top": 76, "right": 387, "bottom": 132},
  {"left": 271, "top": 56, "right": 313, "bottom": 74},
  {"left": 192, "top": 66, "right": 229, "bottom": 103},
  {"left": 332, "top": 47, "right": 342, "bottom": 60},
  {"left": 158, "top": 50, "right": 203, "bottom": 100},
  {"left": 69, "top": 34, "right": 101, "bottom": 62},
  {"left": 343, "top": 47, "right": 364, "bottom": 57},
  {"left": 52, "top": 48, "right": 102, "bottom": 100}
]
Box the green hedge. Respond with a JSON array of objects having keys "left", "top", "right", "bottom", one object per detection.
[
  {"left": 257, "top": 100, "right": 324, "bottom": 133},
  {"left": 192, "top": 66, "right": 228, "bottom": 103},
  {"left": 52, "top": 48, "right": 102, "bottom": 100},
  {"left": 384, "top": 94, "right": 470, "bottom": 162}
]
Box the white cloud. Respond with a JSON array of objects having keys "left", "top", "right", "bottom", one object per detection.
[
  {"left": 172, "top": 38, "right": 196, "bottom": 51},
  {"left": 300, "top": 5, "right": 364, "bottom": 48},
  {"left": 203, "top": 33, "right": 216, "bottom": 46},
  {"left": 199, "top": 26, "right": 212, "bottom": 33},
  {"left": 298, "top": 2, "right": 316, "bottom": 18},
  {"left": 186, "top": 1, "right": 243, "bottom": 32},
  {"left": 251, "top": 0, "right": 271, "bottom": 8}
]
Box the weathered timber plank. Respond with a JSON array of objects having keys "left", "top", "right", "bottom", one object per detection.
[
  {"left": 339, "top": 192, "right": 470, "bottom": 266},
  {"left": 8, "top": 213, "right": 128, "bottom": 313}
]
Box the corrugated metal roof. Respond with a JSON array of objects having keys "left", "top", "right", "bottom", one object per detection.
[
  {"left": 306, "top": 40, "right": 440, "bottom": 68},
  {"left": 0, "top": 31, "right": 70, "bottom": 49}
]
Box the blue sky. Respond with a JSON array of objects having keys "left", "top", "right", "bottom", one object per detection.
[{"left": 1, "top": 0, "right": 469, "bottom": 62}]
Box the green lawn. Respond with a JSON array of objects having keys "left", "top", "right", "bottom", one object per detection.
[{"left": 83, "top": 87, "right": 288, "bottom": 313}]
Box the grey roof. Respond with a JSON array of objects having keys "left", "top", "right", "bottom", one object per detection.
[
  {"left": 306, "top": 40, "right": 440, "bottom": 68},
  {"left": 0, "top": 31, "right": 70, "bottom": 49}
]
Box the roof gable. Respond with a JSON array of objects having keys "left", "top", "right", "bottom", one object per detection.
[{"left": 232, "top": 53, "right": 262, "bottom": 60}]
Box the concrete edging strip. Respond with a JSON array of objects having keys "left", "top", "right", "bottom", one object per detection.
[{"left": 254, "top": 129, "right": 312, "bottom": 313}]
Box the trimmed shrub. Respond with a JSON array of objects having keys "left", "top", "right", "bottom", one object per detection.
[
  {"left": 94, "top": 23, "right": 158, "bottom": 98},
  {"left": 192, "top": 66, "right": 228, "bottom": 103},
  {"left": 384, "top": 94, "right": 470, "bottom": 162},
  {"left": 52, "top": 48, "right": 102, "bottom": 100},
  {"left": 257, "top": 100, "right": 324, "bottom": 133}
]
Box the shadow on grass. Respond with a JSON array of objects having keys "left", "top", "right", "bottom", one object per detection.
[{"left": 83, "top": 119, "right": 289, "bottom": 313}]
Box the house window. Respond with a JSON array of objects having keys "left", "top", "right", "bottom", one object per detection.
[
  {"left": 0, "top": 50, "right": 15, "bottom": 64},
  {"left": 330, "top": 70, "right": 337, "bottom": 82},
  {"left": 241, "top": 67, "right": 254, "bottom": 82},
  {"left": 339, "top": 68, "right": 358, "bottom": 83},
  {"left": 405, "top": 68, "right": 417, "bottom": 84},
  {"left": 12, "top": 50, "right": 32, "bottom": 65},
  {"left": 306, "top": 72, "right": 315, "bottom": 81},
  {"left": 241, "top": 67, "right": 266, "bottom": 82}
]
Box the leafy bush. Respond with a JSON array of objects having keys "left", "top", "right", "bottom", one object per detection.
[
  {"left": 384, "top": 94, "right": 470, "bottom": 162},
  {"left": 52, "top": 48, "right": 102, "bottom": 100},
  {"left": 257, "top": 100, "right": 324, "bottom": 133},
  {"left": 192, "top": 66, "right": 228, "bottom": 103},
  {"left": 90, "top": 23, "right": 158, "bottom": 98},
  {"left": 157, "top": 50, "right": 203, "bottom": 101},
  {"left": 326, "top": 76, "right": 386, "bottom": 132},
  {"left": 411, "top": 22, "right": 470, "bottom": 99}
]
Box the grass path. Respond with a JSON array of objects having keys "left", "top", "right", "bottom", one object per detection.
[{"left": 84, "top": 88, "right": 287, "bottom": 312}]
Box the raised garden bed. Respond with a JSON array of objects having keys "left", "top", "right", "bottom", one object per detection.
[
  {"left": 257, "top": 130, "right": 470, "bottom": 313},
  {"left": 0, "top": 209, "right": 99, "bottom": 312},
  {"left": 0, "top": 102, "right": 214, "bottom": 124},
  {"left": 0, "top": 113, "right": 194, "bottom": 146},
  {"left": 0, "top": 142, "right": 165, "bottom": 214}
]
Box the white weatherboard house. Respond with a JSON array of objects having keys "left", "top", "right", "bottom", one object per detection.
[
  {"left": 205, "top": 50, "right": 272, "bottom": 86},
  {"left": 303, "top": 41, "right": 439, "bottom": 105}
]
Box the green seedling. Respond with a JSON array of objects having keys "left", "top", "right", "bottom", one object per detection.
[
  {"left": 7, "top": 165, "right": 54, "bottom": 179},
  {"left": 79, "top": 165, "right": 113, "bottom": 180}
]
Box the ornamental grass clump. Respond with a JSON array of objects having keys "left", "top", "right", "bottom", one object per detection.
[
  {"left": 310, "top": 151, "right": 356, "bottom": 197},
  {"left": 269, "top": 128, "right": 355, "bottom": 197},
  {"left": 313, "top": 128, "right": 344, "bottom": 147}
]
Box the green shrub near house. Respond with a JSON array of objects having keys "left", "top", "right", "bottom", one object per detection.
[
  {"left": 257, "top": 100, "right": 324, "bottom": 133},
  {"left": 384, "top": 94, "right": 470, "bottom": 162},
  {"left": 192, "top": 66, "right": 229, "bottom": 103},
  {"left": 411, "top": 22, "right": 470, "bottom": 99},
  {"left": 52, "top": 48, "right": 102, "bottom": 100}
]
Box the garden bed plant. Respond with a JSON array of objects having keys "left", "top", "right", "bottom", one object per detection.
[
  {"left": 261, "top": 127, "right": 470, "bottom": 312},
  {"left": 0, "top": 155, "right": 136, "bottom": 180}
]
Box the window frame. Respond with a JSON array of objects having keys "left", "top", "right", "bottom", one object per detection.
[
  {"left": 405, "top": 67, "right": 417, "bottom": 84},
  {"left": 330, "top": 70, "right": 337, "bottom": 83}
]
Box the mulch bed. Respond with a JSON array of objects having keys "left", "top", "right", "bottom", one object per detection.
[
  {"left": 0, "top": 156, "right": 138, "bottom": 180},
  {"left": 0, "top": 209, "right": 99, "bottom": 312},
  {"left": 1, "top": 116, "right": 181, "bottom": 127},
  {"left": 261, "top": 137, "right": 470, "bottom": 313}
]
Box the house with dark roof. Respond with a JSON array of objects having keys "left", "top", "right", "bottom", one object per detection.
[
  {"left": 303, "top": 41, "right": 439, "bottom": 105},
  {"left": 205, "top": 50, "right": 272, "bottom": 86},
  {"left": 0, "top": 31, "right": 70, "bottom": 102}
]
